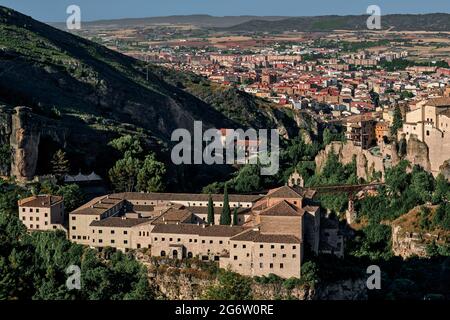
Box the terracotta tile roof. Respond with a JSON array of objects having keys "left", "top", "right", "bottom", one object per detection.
[
  {"left": 186, "top": 206, "right": 251, "bottom": 215},
  {"left": 152, "top": 208, "right": 193, "bottom": 224},
  {"left": 151, "top": 223, "right": 204, "bottom": 235},
  {"left": 266, "top": 186, "right": 303, "bottom": 199},
  {"left": 197, "top": 225, "right": 248, "bottom": 237},
  {"left": 427, "top": 97, "right": 450, "bottom": 107},
  {"left": 131, "top": 205, "right": 155, "bottom": 212},
  {"left": 151, "top": 223, "right": 249, "bottom": 237},
  {"left": 90, "top": 217, "right": 151, "bottom": 228},
  {"left": 260, "top": 200, "right": 304, "bottom": 217},
  {"left": 71, "top": 196, "right": 124, "bottom": 215},
  {"left": 19, "top": 195, "right": 63, "bottom": 208},
  {"left": 230, "top": 229, "right": 300, "bottom": 244},
  {"left": 266, "top": 186, "right": 316, "bottom": 199}
]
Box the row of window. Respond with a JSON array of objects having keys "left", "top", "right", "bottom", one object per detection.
[
  {"left": 72, "top": 235, "right": 89, "bottom": 240},
  {"left": 234, "top": 253, "right": 296, "bottom": 259},
  {"left": 26, "top": 223, "right": 57, "bottom": 229},
  {"left": 233, "top": 244, "right": 297, "bottom": 250},
  {"left": 132, "top": 201, "right": 251, "bottom": 208},
  {"left": 22, "top": 208, "right": 42, "bottom": 213},
  {"left": 22, "top": 215, "right": 48, "bottom": 221},
  {"left": 91, "top": 239, "right": 128, "bottom": 245},
  {"left": 92, "top": 229, "right": 128, "bottom": 235},
  {"left": 153, "top": 237, "right": 225, "bottom": 245}
]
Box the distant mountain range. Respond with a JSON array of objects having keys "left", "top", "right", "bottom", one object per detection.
[
  {"left": 51, "top": 13, "right": 450, "bottom": 32},
  {"left": 223, "top": 13, "right": 450, "bottom": 32},
  {"left": 51, "top": 15, "right": 290, "bottom": 29}
]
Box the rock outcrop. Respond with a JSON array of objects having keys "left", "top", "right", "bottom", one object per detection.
[
  {"left": 405, "top": 134, "right": 431, "bottom": 172},
  {"left": 0, "top": 106, "right": 68, "bottom": 182},
  {"left": 439, "top": 160, "right": 450, "bottom": 180},
  {"left": 392, "top": 225, "right": 429, "bottom": 259},
  {"left": 140, "top": 255, "right": 367, "bottom": 300},
  {"left": 391, "top": 205, "right": 450, "bottom": 259},
  {"left": 315, "top": 141, "right": 386, "bottom": 181}
]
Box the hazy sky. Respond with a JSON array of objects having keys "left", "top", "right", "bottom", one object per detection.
[{"left": 1, "top": 0, "right": 449, "bottom": 22}]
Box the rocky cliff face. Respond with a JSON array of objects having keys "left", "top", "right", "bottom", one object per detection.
[
  {"left": 392, "top": 225, "right": 429, "bottom": 259},
  {"left": 405, "top": 134, "right": 431, "bottom": 172},
  {"left": 141, "top": 256, "right": 367, "bottom": 300},
  {"left": 391, "top": 205, "right": 450, "bottom": 259},
  {"left": 0, "top": 106, "right": 68, "bottom": 182},
  {"left": 315, "top": 141, "right": 385, "bottom": 181},
  {"left": 439, "top": 160, "right": 450, "bottom": 180}
]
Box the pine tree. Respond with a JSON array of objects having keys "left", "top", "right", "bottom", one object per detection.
[
  {"left": 207, "top": 195, "right": 214, "bottom": 225},
  {"left": 220, "top": 185, "right": 231, "bottom": 225},
  {"left": 233, "top": 207, "right": 239, "bottom": 225},
  {"left": 51, "top": 150, "right": 70, "bottom": 180},
  {"left": 391, "top": 105, "right": 403, "bottom": 136}
]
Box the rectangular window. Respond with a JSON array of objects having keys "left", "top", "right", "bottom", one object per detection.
[
  {"left": 111, "top": 230, "right": 115, "bottom": 234},
  {"left": 99, "top": 230, "right": 103, "bottom": 234},
  {"left": 280, "top": 263, "right": 284, "bottom": 269},
  {"left": 270, "top": 263, "right": 273, "bottom": 269},
  {"left": 234, "top": 256, "right": 238, "bottom": 260},
  {"left": 99, "top": 239, "right": 103, "bottom": 243},
  {"left": 123, "top": 231, "right": 128, "bottom": 235},
  {"left": 124, "top": 240, "right": 128, "bottom": 244}
]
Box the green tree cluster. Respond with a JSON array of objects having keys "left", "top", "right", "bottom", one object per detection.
[{"left": 108, "top": 135, "right": 166, "bottom": 192}]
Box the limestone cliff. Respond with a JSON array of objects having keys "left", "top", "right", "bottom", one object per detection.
[
  {"left": 315, "top": 141, "right": 385, "bottom": 181},
  {"left": 0, "top": 106, "right": 68, "bottom": 182},
  {"left": 405, "top": 134, "right": 431, "bottom": 172},
  {"left": 139, "top": 255, "right": 367, "bottom": 300},
  {"left": 439, "top": 160, "right": 450, "bottom": 180},
  {"left": 391, "top": 205, "right": 450, "bottom": 259}
]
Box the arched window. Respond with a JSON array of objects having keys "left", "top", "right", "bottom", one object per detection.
[{"left": 160, "top": 250, "right": 166, "bottom": 257}]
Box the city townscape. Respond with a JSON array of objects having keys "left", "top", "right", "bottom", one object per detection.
[{"left": 0, "top": 0, "right": 449, "bottom": 304}]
